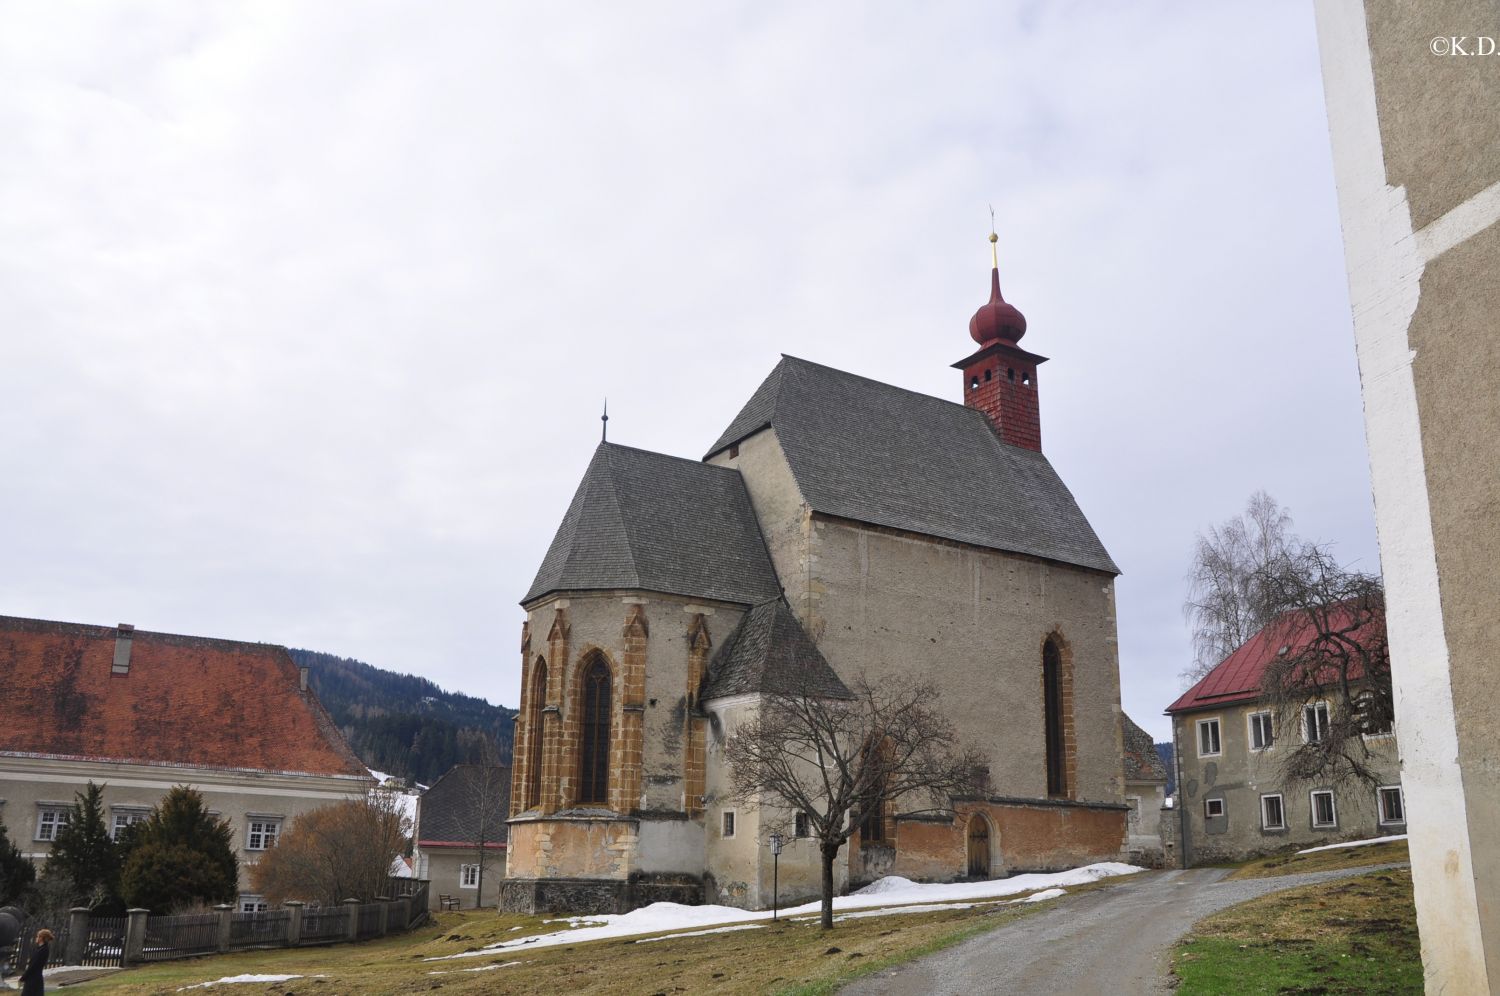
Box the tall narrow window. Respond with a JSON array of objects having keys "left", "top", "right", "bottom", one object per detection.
[
  {"left": 526, "top": 659, "right": 548, "bottom": 807},
  {"left": 1043, "top": 637, "right": 1067, "bottom": 797},
  {"left": 578, "top": 655, "right": 612, "bottom": 805}
]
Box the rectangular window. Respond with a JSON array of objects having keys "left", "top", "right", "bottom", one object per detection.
[
  {"left": 460, "top": 864, "right": 479, "bottom": 889},
  {"left": 1248, "top": 712, "right": 1274, "bottom": 751},
  {"left": 1204, "top": 798, "right": 1225, "bottom": 819},
  {"left": 246, "top": 818, "right": 282, "bottom": 851},
  {"left": 239, "top": 896, "right": 269, "bottom": 913},
  {"left": 1196, "top": 718, "right": 1222, "bottom": 757},
  {"left": 1311, "top": 790, "right": 1338, "bottom": 828},
  {"left": 1378, "top": 786, "right": 1405, "bottom": 825},
  {"left": 35, "top": 807, "right": 69, "bottom": 842},
  {"left": 111, "top": 810, "right": 147, "bottom": 840},
  {"left": 794, "top": 812, "right": 809, "bottom": 838},
  {"left": 722, "top": 811, "right": 736, "bottom": 838},
  {"left": 1260, "top": 794, "right": 1286, "bottom": 830},
  {"left": 1304, "top": 703, "right": 1331, "bottom": 743}
]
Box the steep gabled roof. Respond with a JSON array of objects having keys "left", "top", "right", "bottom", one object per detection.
[
  {"left": 702, "top": 598, "right": 851, "bottom": 701},
  {"left": 1166, "top": 605, "right": 1384, "bottom": 714},
  {"left": 1122, "top": 713, "right": 1167, "bottom": 783},
  {"left": 416, "top": 763, "right": 511, "bottom": 848},
  {"left": 0, "top": 615, "right": 369, "bottom": 778},
  {"left": 524, "top": 443, "right": 784, "bottom": 606},
  {"left": 705, "top": 356, "right": 1118, "bottom": 575}
]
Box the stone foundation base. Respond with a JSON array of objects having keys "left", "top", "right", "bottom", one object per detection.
[{"left": 500, "top": 872, "right": 703, "bottom": 915}]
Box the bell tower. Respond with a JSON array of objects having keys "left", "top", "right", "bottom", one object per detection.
[{"left": 951, "top": 230, "right": 1048, "bottom": 451}]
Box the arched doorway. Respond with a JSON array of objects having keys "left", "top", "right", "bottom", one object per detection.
[{"left": 966, "top": 814, "right": 992, "bottom": 878}]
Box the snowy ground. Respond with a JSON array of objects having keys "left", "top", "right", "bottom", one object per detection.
[
  {"left": 177, "top": 975, "right": 326, "bottom": 990},
  {"left": 1297, "top": 833, "right": 1408, "bottom": 855},
  {"left": 424, "top": 862, "right": 1143, "bottom": 962},
  {"left": 367, "top": 768, "right": 420, "bottom": 835}
]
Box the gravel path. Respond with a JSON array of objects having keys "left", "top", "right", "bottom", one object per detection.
[{"left": 842, "top": 863, "right": 1408, "bottom": 996}]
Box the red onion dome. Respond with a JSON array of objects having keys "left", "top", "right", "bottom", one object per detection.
[{"left": 969, "top": 266, "right": 1027, "bottom": 345}]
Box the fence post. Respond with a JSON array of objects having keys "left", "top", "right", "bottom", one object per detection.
[
  {"left": 284, "top": 901, "right": 303, "bottom": 947},
  {"left": 123, "top": 909, "right": 149, "bottom": 966},
  {"left": 376, "top": 898, "right": 390, "bottom": 937},
  {"left": 215, "top": 904, "right": 233, "bottom": 953},
  {"left": 344, "top": 899, "right": 360, "bottom": 942},
  {"left": 64, "top": 908, "right": 90, "bottom": 966},
  {"left": 397, "top": 896, "right": 410, "bottom": 932}
]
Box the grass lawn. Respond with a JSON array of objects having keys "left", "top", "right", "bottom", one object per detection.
[
  {"left": 68, "top": 884, "right": 1111, "bottom": 995},
  {"left": 1226, "top": 839, "right": 1409, "bottom": 881},
  {"left": 1172, "top": 867, "right": 1421, "bottom": 995}
]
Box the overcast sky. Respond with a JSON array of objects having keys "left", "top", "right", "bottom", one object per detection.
[{"left": 0, "top": 2, "right": 1377, "bottom": 742}]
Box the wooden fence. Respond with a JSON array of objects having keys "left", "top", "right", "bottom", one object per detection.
[{"left": 6, "top": 880, "right": 431, "bottom": 971}]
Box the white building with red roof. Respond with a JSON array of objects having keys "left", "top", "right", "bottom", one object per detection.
[
  {"left": 1166, "top": 607, "right": 1403, "bottom": 865},
  {"left": 0, "top": 615, "right": 373, "bottom": 910}
]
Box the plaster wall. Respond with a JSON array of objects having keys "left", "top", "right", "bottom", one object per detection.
[
  {"left": 1316, "top": 0, "right": 1500, "bottom": 988},
  {"left": 421, "top": 848, "right": 505, "bottom": 910},
  {"left": 1171, "top": 703, "right": 1403, "bottom": 864},
  {"left": 0, "top": 755, "right": 369, "bottom": 899}
]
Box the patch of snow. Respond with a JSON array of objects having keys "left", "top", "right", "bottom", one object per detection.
[
  {"left": 1297, "top": 833, "right": 1408, "bottom": 855},
  {"left": 177, "top": 975, "right": 325, "bottom": 990},
  {"left": 428, "top": 961, "right": 523, "bottom": 975},
  {"left": 635, "top": 924, "right": 764, "bottom": 943},
  {"left": 424, "top": 862, "right": 1142, "bottom": 961},
  {"left": 1022, "top": 888, "right": 1066, "bottom": 902}
]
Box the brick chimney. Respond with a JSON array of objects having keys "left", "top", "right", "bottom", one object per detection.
[
  {"left": 112, "top": 623, "right": 135, "bottom": 675},
  {"left": 951, "top": 234, "right": 1048, "bottom": 451}
]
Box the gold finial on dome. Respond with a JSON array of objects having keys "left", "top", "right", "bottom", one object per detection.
[{"left": 988, "top": 205, "right": 999, "bottom": 266}]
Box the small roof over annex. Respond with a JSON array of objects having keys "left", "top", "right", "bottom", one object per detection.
[
  {"left": 524, "top": 442, "right": 783, "bottom": 607},
  {"left": 0, "top": 615, "right": 369, "bottom": 779},
  {"left": 416, "top": 763, "right": 511, "bottom": 849},
  {"left": 705, "top": 356, "right": 1118, "bottom": 575},
  {"left": 702, "top": 598, "right": 851, "bottom": 702}
]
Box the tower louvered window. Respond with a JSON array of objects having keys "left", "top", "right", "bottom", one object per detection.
[
  {"left": 579, "top": 656, "right": 612, "bottom": 805},
  {"left": 1043, "top": 637, "right": 1068, "bottom": 797}
]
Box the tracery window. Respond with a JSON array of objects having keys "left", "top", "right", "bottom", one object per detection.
[
  {"left": 578, "top": 655, "right": 612, "bottom": 805},
  {"left": 525, "top": 659, "right": 547, "bottom": 807}
]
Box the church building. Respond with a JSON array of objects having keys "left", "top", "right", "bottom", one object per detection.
[{"left": 502, "top": 240, "right": 1129, "bottom": 914}]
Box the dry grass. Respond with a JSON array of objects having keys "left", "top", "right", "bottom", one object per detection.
[
  {"left": 1225, "top": 838, "right": 1409, "bottom": 880},
  {"left": 69, "top": 884, "right": 1117, "bottom": 995},
  {"left": 1173, "top": 867, "right": 1421, "bottom": 994}
]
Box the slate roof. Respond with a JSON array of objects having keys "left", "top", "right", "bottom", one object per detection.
[
  {"left": 524, "top": 443, "right": 784, "bottom": 606},
  {"left": 0, "top": 615, "right": 369, "bottom": 778},
  {"left": 1122, "top": 713, "right": 1167, "bottom": 783},
  {"left": 416, "top": 763, "right": 511, "bottom": 848},
  {"left": 702, "top": 599, "right": 852, "bottom": 701},
  {"left": 1166, "top": 605, "right": 1384, "bottom": 714},
  {"left": 706, "top": 356, "right": 1118, "bottom": 575}
]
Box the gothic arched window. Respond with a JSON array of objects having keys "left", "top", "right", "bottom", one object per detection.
[
  {"left": 578, "top": 655, "right": 612, "bottom": 805},
  {"left": 1043, "top": 636, "right": 1068, "bottom": 797},
  {"left": 525, "top": 659, "right": 547, "bottom": 808}
]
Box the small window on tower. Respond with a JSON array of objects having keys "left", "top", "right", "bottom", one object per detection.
[
  {"left": 970, "top": 376, "right": 979, "bottom": 389},
  {"left": 1007, "top": 368, "right": 1015, "bottom": 382},
  {"left": 984, "top": 369, "right": 993, "bottom": 382},
  {"left": 728, "top": 444, "right": 739, "bottom": 459},
  {"left": 1023, "top": 370, "right": 1032, "bottom": 385}
]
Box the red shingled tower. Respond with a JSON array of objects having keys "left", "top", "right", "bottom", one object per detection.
[{"left": 952, "top": 232, "right": 1048, "bottom": 451}]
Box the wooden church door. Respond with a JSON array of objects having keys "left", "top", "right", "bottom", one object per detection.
[{"left": 966, "top": 815, "right": 991, "bottom": 877}]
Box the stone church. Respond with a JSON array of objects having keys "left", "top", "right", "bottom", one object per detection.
[{"left": 503, "top": 244, "right": 1128, "bottom": 914}]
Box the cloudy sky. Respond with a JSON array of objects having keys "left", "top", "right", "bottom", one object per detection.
[{"left": 0, "top": 2, "right": 1376, "bottom": 742}]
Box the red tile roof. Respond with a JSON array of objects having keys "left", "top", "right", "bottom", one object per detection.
[
  {"left": 0, "top": 615, "right": 369, "bottom": 779},
  {"left": 1166, "top": 605, "right": 1383, "bottom": 715}
]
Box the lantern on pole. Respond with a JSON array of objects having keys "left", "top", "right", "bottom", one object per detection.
[{"left": 769, "top": 832, "right": 784, "bottom": 921}]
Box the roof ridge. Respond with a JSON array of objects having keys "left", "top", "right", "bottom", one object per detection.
[
  {"left": 598, "top": 446, "right": 642, "bottom": 589},
  {"left": 0, "top": 615, "right": 287, "bottom": 655},
  {"left": 777, "top": 354, "right": 996, "bottom": 420},
  {"left": 601, "top": 440, "right": 747, "bottom": 475}
]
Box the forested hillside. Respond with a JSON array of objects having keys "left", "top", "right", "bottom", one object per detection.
[{"left": 290, "top": 648, "right": 515, "bottom": 785}]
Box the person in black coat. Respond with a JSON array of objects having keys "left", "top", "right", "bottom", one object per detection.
[{"left": 19, "top": 928, "right": 52, "bottom": 996}]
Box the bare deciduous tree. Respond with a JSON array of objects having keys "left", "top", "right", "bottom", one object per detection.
[
  {"left": 250, "top": 794, "right": 411, "bottom": 905},
  {"left": 456, "top": 757, "right": 510, "bottom": 908},
  {"left": 1256, "top": 545, "right": 1390, "bottom": 790},
  {"left": 1183, "top": 491, "right": 1301, "bottom": 684},
  {"left": 724, "top": 672, "right": 986, "bottom": 929}
]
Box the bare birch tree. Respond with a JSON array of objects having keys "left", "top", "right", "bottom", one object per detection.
[
  {"left": 1255, "top": 545, "right": 1391, "bottom": 790},
  {"left": 724, "top": 672, "right": 986, "bottom": 929},
  {"left": 1182, "top": 490, "right": 1301, "bottom": 684},
  {"left": 457, "top": 758, "right": 511, "bottom": 909}
]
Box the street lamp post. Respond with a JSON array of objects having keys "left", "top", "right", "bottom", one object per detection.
[{"left": 769, "top": 832, "right": 784, "bottom": 921}]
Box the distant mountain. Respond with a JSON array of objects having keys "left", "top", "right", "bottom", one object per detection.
[
  {"left": 1156, "top": 742, "right": 1175, "bottom": 796},
  {"left": 290, "top": 648, "right": 515, "bottom": 786}
]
